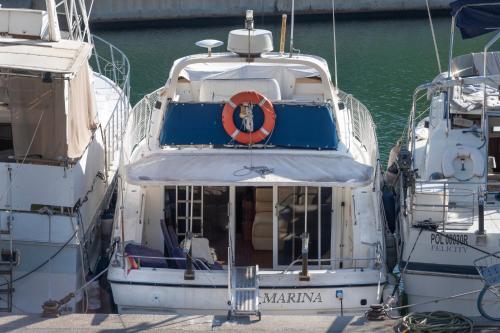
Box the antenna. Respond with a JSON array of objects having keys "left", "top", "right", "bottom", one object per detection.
[
  {"left": 289, "top": 0, "right": 295, "bottom": 57},
  {"left": 332, "top": 0, "right": 338, "bottom": 89},
  {"left": 195, "top": 40, "right": 224, "bottom": 57}
]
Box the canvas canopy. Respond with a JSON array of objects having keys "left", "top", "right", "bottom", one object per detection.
[
  {"left": 179, "top": 63, "right": 321, "bottom": 82},
  {"left": 125, "top": 151, "right": 373, "bottom": 187},
  {"left": 450, "top": 0, "right": 500, "bottom": 39},
  {"left": 0, "top": 62, "right": 97, "bottom": 160}
]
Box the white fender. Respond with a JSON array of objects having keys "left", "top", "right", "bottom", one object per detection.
[{"left": 442, "top": 145, "right": 484, "bottom": 179}]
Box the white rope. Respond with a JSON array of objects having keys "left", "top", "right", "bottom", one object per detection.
[
  {"left": 425, "top": 0, "right": 442, "bottom": 73},
  {"left": 332, "top": 0, "right": 339, "bottom": 89},
  {"left": 388, "top": 288, "right": 482, "bottom": 312}
]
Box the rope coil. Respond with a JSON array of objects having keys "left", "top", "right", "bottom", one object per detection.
[{"left": 396, "top": 311, "right": 473, "bottom": 333}]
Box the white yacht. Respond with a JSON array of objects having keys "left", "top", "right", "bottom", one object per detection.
[
  {"left": 108, "top": 11, "right": 386, "bottom": 317},
  {"left": 391, "top": 0, "right": 500, "bottom": 320},
  {"left": 0, "top": 0, "right": 130, "bottom": 313}
]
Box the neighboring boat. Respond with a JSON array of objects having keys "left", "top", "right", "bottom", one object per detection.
[
  {"left": 0, "top": 0, "right": 130, "bottom": 313},
  {"left": 390, "top": 0, "right": 500, "bottom": 319},
  {"left": 108, "top": 11, "right": 386, "bottom": 316}
]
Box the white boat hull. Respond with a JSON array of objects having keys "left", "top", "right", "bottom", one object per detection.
[{"left": 109, "top": 267, "right": 384, "bottom": 315}]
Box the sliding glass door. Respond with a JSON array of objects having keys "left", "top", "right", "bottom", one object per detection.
[{"left": 276, "top": 186, "right": 332, "bottom": 269}]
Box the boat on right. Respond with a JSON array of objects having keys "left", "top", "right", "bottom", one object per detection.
[{"left": 389, "top": 0, "right": 500, "bottom": 320}]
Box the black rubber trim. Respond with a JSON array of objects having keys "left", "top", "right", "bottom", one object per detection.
[
  {"left": 401, "top": 261, "right": 478, "bottom": 275},
  {"left": 108, "top": 280, "right": 385, "bottom": 289}
]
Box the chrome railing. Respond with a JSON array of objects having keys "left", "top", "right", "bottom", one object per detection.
[
  {"left": 280, "top": 257, "right": 380, "bottom": 274},
  {"left": 338, "top": 90, "right": 379, "bottom": 169},
  {"left": 411, "top": 180, "right": 482, "bottom": 231},
  {"left": 89, "top": 35, "right": 131, "bottom": 173},
  {"left": 118, "top": 253, "right": 211, "bottom": 271},
  {"left": 126, "top": 88, "right": 163, "bottom": 158}
]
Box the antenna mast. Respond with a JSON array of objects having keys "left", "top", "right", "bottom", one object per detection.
[
  {"left": 289, "top": 0, "right": 295, "bottom": 57},
  {"left": 332, "top": 0, "right": 338, "bottom": 89}
]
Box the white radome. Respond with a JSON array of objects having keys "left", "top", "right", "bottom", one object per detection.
[{"left": 227, "top": 29, "right": 273, "bottom": 55}]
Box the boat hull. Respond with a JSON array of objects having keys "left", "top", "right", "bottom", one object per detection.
[{"left": 109, "top": 267, "right": 385, "bottom": 315}]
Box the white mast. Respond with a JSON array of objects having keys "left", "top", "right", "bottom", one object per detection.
[{"left": 45, "top": 0, "right": 61, "bottom": 42}]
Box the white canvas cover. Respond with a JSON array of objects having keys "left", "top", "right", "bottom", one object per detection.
[
  {"left": 125, "top": 151, "right": 373, "bottom": 187},
  {"left": 180, "top": 63, "right": 320, "bottom": 82},
  {"left": 4, "top": 63, "right": 97, "bottom": 160}
]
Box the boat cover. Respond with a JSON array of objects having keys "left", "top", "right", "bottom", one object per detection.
[
  {"left": 1, "top": 63, "right": 97, "bottom": 160},
  {"left": 160, "top": 102, "right": 338, "bottom": 150},
  {"left": 125, "top": 151, "right": 373, "bottom": 187},
  {"left": 450, "top": 0, "right": 500, "bottom": 39},
  {"left": 179, "top": 63, "right": 320, "bottom": 82}
]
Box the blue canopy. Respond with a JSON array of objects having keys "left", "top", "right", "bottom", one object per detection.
[
  {"left": 160, "top": 102, "right": 338, "bottom": 150},
  {"left": 450, "top": 0, "right": 500, "bottom": 39}
]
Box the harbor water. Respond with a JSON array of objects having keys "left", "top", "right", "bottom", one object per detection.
[{"left": 95, "top": 15, "right": 496, "bottom": 163}]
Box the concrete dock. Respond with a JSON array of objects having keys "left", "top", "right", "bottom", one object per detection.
[{"left": 0, "top": 314, "right": 498, "bottom": 332}]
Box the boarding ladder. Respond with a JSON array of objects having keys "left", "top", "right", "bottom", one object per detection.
[
  {"left": 176, "top": 186, "right": 204, "bottom": 238},
  {"left": 228, "top": 261, "right": 261, "bottom": 320}
]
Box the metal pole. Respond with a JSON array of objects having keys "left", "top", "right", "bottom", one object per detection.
[
  {"left": 300, "top": 187, "right": 310, "bottom": 281},
  {"left": 447, "top": 17, "right": 456, "bottom": 78},
  {"left": 45, "top": 0, "right": 61, "bottom": 42},
  {"left": 184, "top": 186, "right": 195, "bottom": 280},
  {"left": 289, "top": 0, "right": 295, "bottom": 57},
  {"left": 332, "top": 0, "right": 338, "bottom": 89}
]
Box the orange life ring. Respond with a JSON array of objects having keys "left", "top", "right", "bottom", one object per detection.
[{"left": 222, "top": 91, "right": 276, "bottom": 145}]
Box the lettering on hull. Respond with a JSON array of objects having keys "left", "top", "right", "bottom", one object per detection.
[
  {"left": 430, "top": 233, "right": 468, "bottom": 253},
  {"left": 260, "top": 292, "right": 323, "bottom": 304}
]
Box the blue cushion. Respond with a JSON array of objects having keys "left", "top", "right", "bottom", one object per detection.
[{"left": 124, "top": 243, "right": 168, "bottom": 269}]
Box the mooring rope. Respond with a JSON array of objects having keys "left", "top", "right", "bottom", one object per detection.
[{"left": 396, "top": 311, "right": 473, "bottom": 333}]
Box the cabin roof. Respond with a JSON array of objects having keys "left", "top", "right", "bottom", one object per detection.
[{"left": 0, "top": 38, "right": 92, "bottom": 74}]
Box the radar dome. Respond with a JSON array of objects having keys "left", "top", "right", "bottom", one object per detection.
[{"left": 227, "top": 29, "right": 273, "bottom": 56}]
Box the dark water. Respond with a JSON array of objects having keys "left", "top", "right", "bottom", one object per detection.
[{"left": 95, "top": 16, "right": 495, "bottom": 163}]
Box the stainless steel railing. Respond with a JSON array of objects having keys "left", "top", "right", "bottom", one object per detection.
[
  {"left": 125, "top": 88, "right": 163, "bottom": 159},
  {"left": 90, "top": 35, "right": 131, "bottom": 173},
  {"left": 410, "top": 180, "right": 482, "bottom": 231},
  {"left": 279, "top": 257, "right": 380, "bottom": 274},
  {"left": 337, "top": 90, "right": 379, "bottom": 170},
  {"left": 117, "top": 253, "right": 211, "bottom": 271}
]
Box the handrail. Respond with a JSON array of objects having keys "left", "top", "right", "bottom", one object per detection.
[
  {"left": 89, "top": 34, "right": 131, "bottom": 174},
  {"left": 279, "top": 257, "right": 379, "bottom": 275},
  {"left": 118, "top": 253, "right": 211, "bottom": 271},
  {"left": 125, "top": 88, "right": 163, "bottom": 160},
  {"left": 337, "top": 90, "right": 379, "bottom": 171},
  {"left": 411, "top": 180, "right": 482, "bottom": 229}
]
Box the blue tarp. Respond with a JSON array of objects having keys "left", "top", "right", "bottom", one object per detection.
[
  {"left": 160, "top": 102, "right": 338, "bottom": 150},
  {"left": 450, "top": 0, "right": 500, "bottom": 39}
]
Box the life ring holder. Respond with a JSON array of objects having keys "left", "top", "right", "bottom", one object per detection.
[
  {"left": 222, "top": 91, "right": 276, "bottom": 145},
  {"left": 441, "top": 145, "right": 484, "bottom": 180}
]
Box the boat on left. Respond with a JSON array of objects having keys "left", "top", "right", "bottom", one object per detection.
[{"left": 0, "top": 0, "right": 131, "bottom": 313}]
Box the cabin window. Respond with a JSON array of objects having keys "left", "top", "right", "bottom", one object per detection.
[{"left": 277, "top": 186, "right": 332, "bottom": 267}]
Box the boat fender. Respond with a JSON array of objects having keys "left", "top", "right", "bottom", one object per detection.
[
  {"left": 441, "top": 145, "right": 484, "bottom": 179},
  {"left": 222, "top": 91, "right": 276, "bottom": 145}
]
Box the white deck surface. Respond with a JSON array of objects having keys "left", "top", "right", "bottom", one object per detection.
[{"left": 93, "top": 72, "right": 121, "bottom": 127}]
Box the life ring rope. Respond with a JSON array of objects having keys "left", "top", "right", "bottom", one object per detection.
[{"left": 222, "top": 91, "right": 276, "bottom": 145}]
